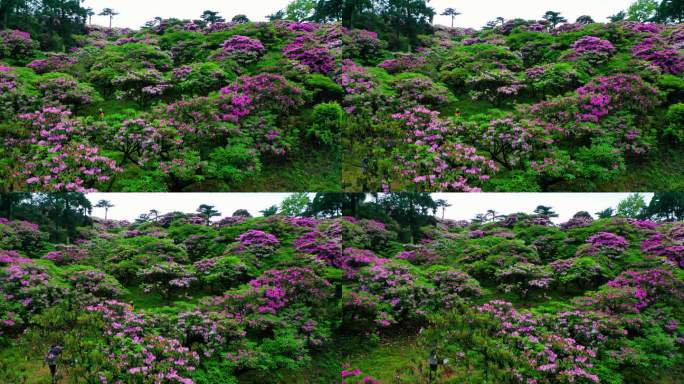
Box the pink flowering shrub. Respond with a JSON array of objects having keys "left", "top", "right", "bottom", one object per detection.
[
  {"left": 378, "top": 53, "right": 426, "bottom": 74},
  {"left": 12, "top": 107, "right": 122, "bottom": 192},
  {"left": 597, "top": 269, "right": 684, "bottom": 313},
  {"left": 576, "top": 75, "right": 660, "bottom": 123},
  {"left": 66, "top": 269, "right": 126, "bottom": 301},
  {"left": 230, "top": 267, "right": 333, "bottom": 316},
  {"left": 284, "top": 35, "right": 336, "bottom": 74},
  {"left": 235, "top": 229, "right": 280, "bottom": 258},
  {"left": 495, "top": 262, "right": 553, "bottom": 299},
  {"left": 477, "top": 300, "right": 600, "bottom": 384},
  {"left": 221, "top": 35, "right": 266, "bottom": 64},
  {"left": 357, "top": 262, "right": 433, "bottom": 324},
  {"left": 341, "top": 365, "right": 381, "bottom": 384},
  {"left": 27, "top": 53, "right": 76, "bottom": 74},
  {"left": 193, "top": 255, "right": 255, "bottom": 293},
  {"left": 0, "top": 218, "right": 46, "bottom": 256},
  {"left": 35, "top": 75, "right": 101, "bottom": 109},
  {"left": 137, "top": 261, "right": 197, "bottom": 301},
  {"left": 391, "top": 76, "right": 453, "bottom": 110},
  {"left": 42, "top": 245, "right": 87, "bottom": 266},
  {"left": 86, "top": 300, "right": 200, "bottom": 383},
  {"left": 641, "top": 224, "right": 684, "bottom": 267},
  {"left": 218, "top": 74, "right": 305, "bottom": 124},
  {"left": 633, "top": 36, "right": 684, "bottom": 75},
  {"left": 0, "top": 29, "right": 38, "bottom": 61},
  {"left": 430, "top": 268, "right": 482, "bottom": 308},
  {"left": 571, "top": 36, "right": 616, "bottom": 64},
  {"left": 390, "top": 107, "right": 498, "bottom": 192},
  {"left": 580, "top": 232, "right": 629, "bottom": 258}
]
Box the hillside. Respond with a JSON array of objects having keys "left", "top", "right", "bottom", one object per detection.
[
  {"left": 1, "top": 208, "right": 683, "bottom": 383},
  {"left": 0, "top": 19, "right": 683, "bottom": 192}
]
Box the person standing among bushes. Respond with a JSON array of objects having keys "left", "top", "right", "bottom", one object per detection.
[{"left": 45, "top": 344, "right": 63, "bottom": 384}]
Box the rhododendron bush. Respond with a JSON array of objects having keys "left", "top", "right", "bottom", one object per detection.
[
  {"left": 2, "top": 19, "right": 683, "bottom": 191},
  {"left": 1, "top": 203, "right": 684, "bottom": 383}
]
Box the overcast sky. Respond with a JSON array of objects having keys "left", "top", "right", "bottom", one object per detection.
[
  {"left": 82, "top": 0, "right": 634, "bottom": 30},
  {"left": 86, "top": 193, "right": 653, "bottom": 223}
]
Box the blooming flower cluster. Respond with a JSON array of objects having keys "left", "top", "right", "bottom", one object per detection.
[
  {"left": 27, "top": 53, "right": 76, "bottom": 74},
  {"left": 606, "top": 269, "right": 684, "bottom": 312},
  {"left": 221, "top": 35, "right": 266, "bottom": 64},
  {"left": 86, "top": 300, "right": 200, "bottom": 383},
  {"left": 137, "top": 261, "right": 197, "bottom": 300},
  {"left": 11, "top": 107, "right": 122, "bottom": 192},
  {"left": 218, "top": 73, "right": 305, "bottom": 124},
  {"left": 235, "top": 229, "right": 280, "bottom": 258},
  {"left": 284, "top": 35, "right": 336, "bottom": 74},
  {"left": 391, "top": 107, "right": 498, "bottom": 192},
  {"left": 584, "top": 232, "right": 629, "bottom": 258},
  {"left": 632, "top": 36, "right": 684, "bottom": 74},
  {"left": 0, "top": 29, "right": 38, "bottom": 61},
  {"left": 641, "top": 224, "right": 684, "bottom": 267},
  {"left": 571, "top": 36, "right": 616, "bottom": 64}
]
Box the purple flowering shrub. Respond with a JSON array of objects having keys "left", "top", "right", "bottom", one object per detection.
[
  {"left": 235, "top": 229, "right": 280, "bottom": 258},
  {"left": 577, "top": 269, "right": 684, "bottom": 314},
  {"left": 341, "top": 366, "right": 381, "bottom": 384},
  {"left": 193, "top": 255, "right": 256, "bottom": 293},
  {"left": 218, "top": 74, "right": 305, "bottom": 124},
  {"left": 0, "top": 218, "right": 47, "bottom": 256},
  {"left": 429, "top": 268, "right": 482, "bottom": 308},
  {"left": 284, "top": 35, "right": 336, "bottom": 74},
  {"left": 357, "top": 262, "right": 434, "bottom": 324},
  {"left": 633, "top": 36, "right": 684, "bottom": 75},
  {"left": 86, "top": 300, "right": 200, "bottom": 383},
  {"left": 224, "top": 267, "right": 333, "bottom": 316},
  {"left": 571, "top": 36, "right": 616, "bottom": 64},
  {"left": 551, "top": 257, "right": 610, "bottom": 292},
  {"left": 641, "top": 224, "right": 684, "bottom": 267},
  {"left": 42, "top": 244, "right": 87, "bottom": 265},
  {"left": 66, "top": 269, "right": 127, "bottom": 302},
  {"left": 495, "top": 262, "right": 553, "bottom": 299},
  {"left": 389, "top": 107, "right": 498, "bottom": 192},
  {"left": 34, "top": 74, "right": 102, "bottom": 110},
  {"left": 221, "top": 35, "right": 266, "bottom": 64},
  {"left": 0, "top": 30, "right": 38, "bottom": 62},
  {"left": 391, "top": 75, "right": 453, "bottom": 110},
  {"left": 27, "top": 53, "right": 76, "bottom": 74},
  {"left": 137, "top": 261, "right": 197, "bottom": 301},
  {"left": 11, "top": 107, "right": 122, "bottom": 192}
]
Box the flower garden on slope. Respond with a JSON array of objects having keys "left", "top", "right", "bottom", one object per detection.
[
  {"left": 1, "top": 210, "right": 683, "bottom": 383},
  {"left": 1, "top": 19, "right": 683, "bottom": 192}
]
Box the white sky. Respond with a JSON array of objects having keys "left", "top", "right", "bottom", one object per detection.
[
  {"left": 87, "top": 193, "right": 653, "bottom": 223},
  {"left": 82, "top": 0, "right": 634, "bottom": 30}
]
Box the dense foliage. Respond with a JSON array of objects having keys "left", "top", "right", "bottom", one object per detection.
[
  {"left": 1, "top": 199, "right": 683, "bottom": 383},
  {"left": 1, "top": 16, "right": 683, "bottom": 192}
]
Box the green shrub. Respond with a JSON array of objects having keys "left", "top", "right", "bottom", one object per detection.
[
  {"left": 307, "top": 102, "right": 344, "bottom": 147},
  {"left": 665, "top": 103, "right": 684, "bottom": 142}
]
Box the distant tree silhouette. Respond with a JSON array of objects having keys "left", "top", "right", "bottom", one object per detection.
[
  {"left": 260, "top": 205, "right": 279, "bottom": 217},
  {"left": 534, "top": 205, "right": 559, "bottom": 218},
  {"left": 99, "top": 8, "right": 119, "bottom": 28},
  {"left": 201, "top": 10, "right": 225, "bottom": 24},
  {"left": 441, "top": 8, "right": 461, "bottom": 28},
  {"left": 197, "top": 204, "right": 221, "bottom": 224},
  {"left": 596, "top": 207, "right": 615, "bottom": 219},
  {"left": 95, "top": 200, "right": 114, "bottom": 220},
  {"left": 608, "top": 10, "right": 627, "bottom": 22},
  {"left": 232, "top": 14, "right": 250, "bottom": 24},
  {"left": 233, "top": 209, "right": 252, "bottom": 218},
  {"left": 543, "top": 11, "right": 567, "bottom": 28},
  {"left": 576, "top": 15, "right": 595, "bottom": 24}
]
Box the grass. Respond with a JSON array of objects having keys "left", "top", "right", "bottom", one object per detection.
[
  {"left": 237, "top": 148, "right": 341, "bottom": 192},
  {"left": 344, "top": 334, "right": 428, "bottom": 382}
]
